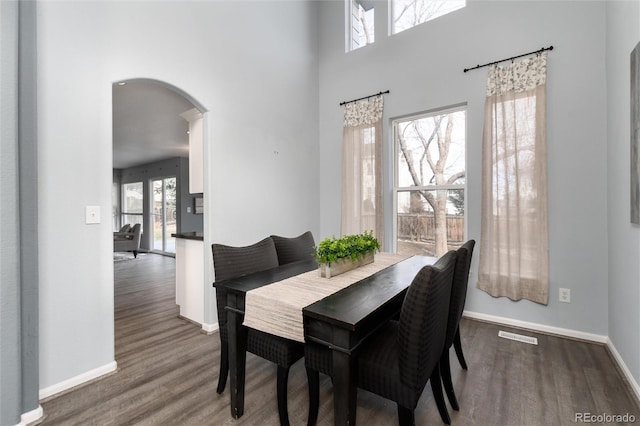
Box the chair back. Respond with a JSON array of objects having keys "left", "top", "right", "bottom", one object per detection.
[
  {"left": 397, "top": 250, "right": 456, "bottom": 391},
  {"left": 211, "top": 237, "right": 279, "bottom": 329},
  {"left": 129, "top": 223, "right": 142, "bottom": 249},
  {"left": 271, "top": 231, "right": 315, "bottom": 265},
  {"left": 444, "top": 240, "right": 476, "bottom": 349}
]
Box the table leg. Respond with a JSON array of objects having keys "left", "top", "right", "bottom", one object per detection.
[
  {"left": 332, "top": 349, "right": 357, "bottom": 426},
  {"left": 227, "top": 308, "right": 247, "bottom": 419}
]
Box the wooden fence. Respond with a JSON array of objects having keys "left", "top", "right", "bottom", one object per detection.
[{"left": 397, "top": 213, "right": 464, "bottom": 243}]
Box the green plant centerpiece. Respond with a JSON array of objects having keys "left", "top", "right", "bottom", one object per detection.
[{"left": 315, "top": 231, "right": 381, "bottom": 278}]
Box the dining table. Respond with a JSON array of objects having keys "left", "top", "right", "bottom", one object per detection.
[{"left": 214, "top": 254, "right": 437, "bottom": 426}]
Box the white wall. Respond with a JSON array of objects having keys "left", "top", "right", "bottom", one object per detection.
[
  {"left": 318, "top": 1, "right": 610, "bottom": 334},
  {"left": 37, "top": 0, "right": 319, "bottom": 390},
  {"left": 1, "top": 1, "right": 22, "bottom": 423},
  {"left": 606, "top": 0, "right": 640, "bottom": 392}
]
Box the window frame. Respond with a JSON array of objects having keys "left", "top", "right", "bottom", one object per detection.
[
  {"left": 346, "top": 0, "right": 375, "bottom": 52},
  {"left": 391, "top": 105, "right": 467, "bottom": 255}
]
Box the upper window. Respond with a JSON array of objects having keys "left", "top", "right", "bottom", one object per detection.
[
  {"left": 393, "top": 107, "right": 466, "bottom": 257},
  {"left": 347, "top": 0, "right": 375, "bottom": 51},
  {"left": 391, "top": 0, "right": 465, "bottom": 35}
]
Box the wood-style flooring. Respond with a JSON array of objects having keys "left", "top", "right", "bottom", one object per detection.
[{"left": 38, "top": 253, "right": 640, "bottom": 425}]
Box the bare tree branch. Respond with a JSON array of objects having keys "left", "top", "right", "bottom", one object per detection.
[
  {"left": 447, "top": 171, "right": 465, "bottom": 185},
  {"left": 394, "top": 2, "right": 413, "bottom": 24},
  {"left": 396, "top": 123, "right": 423, "bottom": 189},
  {"left": 412, "top": 116, "right": 442, "bottom": 176}
]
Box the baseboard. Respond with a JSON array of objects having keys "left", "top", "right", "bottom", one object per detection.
[
  {"left": 39, "top": 361, "right": 117, "bottom": 400},
  {"left": 462, "top": 310, "right": 640, "bottom": 404},
  {"left": 201, "top": 322, "right": 218, "bottom": 334},
  {"left": 462, "top": 310, "right": 608, "bottom": 343},
  {"left": 176, "top": 315, "right": 217, "bottom": 334},
  {"left": 19, "top": 405, "right": 43, "bottom": 425},
  {"left": 606, "top": 338, "right": 640, "bottom": 403}
]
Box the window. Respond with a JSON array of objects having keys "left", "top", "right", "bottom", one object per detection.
[
  {"left": 393, "top": 107, "right": 466, "bottom": 257},
  {"left": 122, "top": 182, "right": 144, "bottom": 232},
  {"left": 152, "top": 177, "right": 177, "bottom": 254},
  {"left": 347, "top": 0, "right": 374, "bottom": 51},
  {"left": 391, "top": 0, "right": 465, "bottom": 35}
]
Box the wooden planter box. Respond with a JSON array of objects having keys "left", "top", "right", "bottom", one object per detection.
[{"left": 319, "top": 251, "right": 374, "bottom": 278}]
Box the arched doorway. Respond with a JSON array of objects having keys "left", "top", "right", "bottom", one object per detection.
[{"left": 111, "top": 78, "right": 209, "bottom": 349}]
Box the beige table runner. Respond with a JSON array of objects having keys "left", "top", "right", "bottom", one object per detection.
[{"left": 243, "top": 253, "right": 409, "bottom": 343}]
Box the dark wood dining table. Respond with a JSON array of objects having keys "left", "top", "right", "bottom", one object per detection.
[{"left": 214, "top": 254, "right": 436, "bottom": 426}]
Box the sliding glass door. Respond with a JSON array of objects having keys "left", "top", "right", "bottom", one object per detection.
[{"left": 152, "top": 177, "right": 177, "bottom": 254}]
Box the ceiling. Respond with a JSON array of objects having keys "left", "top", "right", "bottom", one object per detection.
[{"left": 112, "top": 80, "right": 198, "bottom": 169}]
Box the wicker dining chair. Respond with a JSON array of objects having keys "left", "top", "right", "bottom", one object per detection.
[
  {"left": 212, "top": 236, "right": 308, "bottom": 426},
  {"left": 440, "top": 239, "right": 476, "bottom": 411},
  {"left": 305, "top": 251, "right": 457, "bottom": 426},
  {"left": 271, "top": 231, "right": 316, "bottom": 265}
]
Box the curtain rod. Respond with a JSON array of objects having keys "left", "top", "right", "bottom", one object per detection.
[
  {"left": 463, "top": 46, "right": 554, "bottom": 73},
  {"left": 339, "top": 90, "right": 389, "bottom": 106}
]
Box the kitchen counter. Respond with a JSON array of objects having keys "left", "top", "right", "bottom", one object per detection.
[
  {"left": 172, "top": 232, "right": 204, "bottom": 325},
  {"left": 172, "top": 232, "right": 204, "bottom": 241}
]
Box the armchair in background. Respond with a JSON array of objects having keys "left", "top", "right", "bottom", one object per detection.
[{"left": 114, "top": 223, "right": 141, "bottom": 258}]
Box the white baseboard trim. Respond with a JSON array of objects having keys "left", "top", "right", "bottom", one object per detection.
[
  {"left": 39, "top": 361, "right": 117, "bottom": 400},
  {"left": 462, "top": 310, "right": 608, "bottom": 343},
  {"left": 201, "top": 322, "right": 218, "bottom": 333},
  {"left": 19, "top": 405, "right": 43, "bottom": 426},
  {"left": 606, "top": 338, "right": 640, "bottom": 402}
]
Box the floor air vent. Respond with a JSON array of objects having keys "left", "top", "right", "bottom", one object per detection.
[{"left": 498, "top": 330, "right": 538, "bottom": 345}]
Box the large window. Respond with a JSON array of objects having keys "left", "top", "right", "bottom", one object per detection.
[
  {"left": 394, "top": 107, "right": 466, "bottom": 257},
  {"left": 122, "top": 182, "right": 144, "bottom": 232},
  {"left": 347, "top": 0, "right": 374, "bottom": 51},
  {"left": 391, "top": 0, "right": 465, "bottom": 35}
]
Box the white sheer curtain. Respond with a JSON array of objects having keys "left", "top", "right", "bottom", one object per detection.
[
  {"left": 341, "top": 95, "right": 384, "bottom": 245},
  {"left": 477, "top": 53, "right": 549, "bottom": 304}
]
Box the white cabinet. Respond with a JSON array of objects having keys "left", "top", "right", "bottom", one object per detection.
[
  {"left": 175, "top": 235, "right": 204, "bottom": 324},
  {"left": 180, "top": 108, "right": 203, "bottom": 194}
]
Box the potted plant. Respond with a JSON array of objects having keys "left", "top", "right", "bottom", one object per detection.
[{"left": 315, "top": 231, "right": 381, "bottom": 278}]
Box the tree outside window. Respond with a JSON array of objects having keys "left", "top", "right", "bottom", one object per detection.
[
  {"left": 394, "top": 107, "right": 466, "bottom": 257},
  {"left": 391, "top": 0, "right": 465, "bottom": 35}
]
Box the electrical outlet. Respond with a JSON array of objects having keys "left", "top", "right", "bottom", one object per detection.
[{"left": 559, "top": 288, "right": 571, "bottom": 303}]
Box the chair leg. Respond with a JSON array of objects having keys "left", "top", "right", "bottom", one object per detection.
[
  {"left": 430, "top": 363, "right": 451, "bottom": 425},
  {"left": 306, "top": 367, "right": 320, "bottom": 426},
  {"left": 216, "top": 340, "right": 229, "bottom": 394},
  {"left": 440, "top": 351, "right": 459, "bottom": 411},
  {"left": 453, "top": 327, "right": 468, "bottom": 370},
  {"left": 277, "top": 365, "right": 291, "bottom": 426},
  {"left": 397, "top": 404, "right": 415, "bottom": 426},
  {"left": 133, "top": 250, "right": 138, "bottom": 258}
]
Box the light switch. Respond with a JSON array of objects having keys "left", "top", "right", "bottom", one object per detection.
[{"left": 85, "top": 206, "right": 101, "bottom": 224}]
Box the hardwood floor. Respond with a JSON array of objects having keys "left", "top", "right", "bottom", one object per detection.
[{"left": 39, "top": 253, "right": 640, "bottom": 425}]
